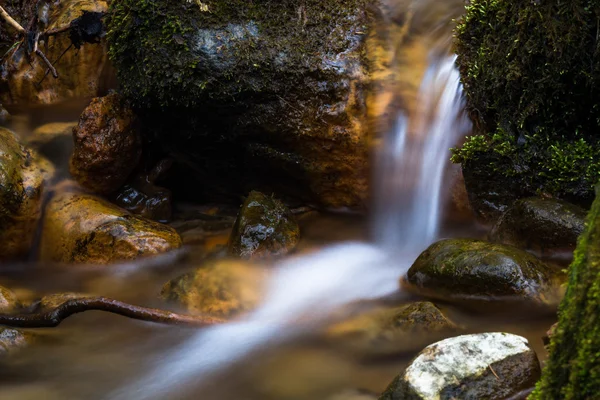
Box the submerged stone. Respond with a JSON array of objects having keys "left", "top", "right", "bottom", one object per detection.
[
  {"left": 0, "top": 327, "right": 33, "bottom": 356},
  {"left": 228, "top": 191, "right": 300, "bottom": 260},
  {"left": 28, "top": 122, "right": 77, "bottom": 170},
  {"left": 404, "top": 239, "right": 560, "bottom": 305},
  {"left": 39, "top": 183, "right": 181, "bottom": 264},
  {"left": 490, "top": 197, "right": 586, "bottom": 258},
  {"left": 0, "top": 128, "right": 55, "bottom": 260},
  {"left": 0, "top": 285, "right": 21, "bottom": 313},
  {"left": 326, "top": 302, "right": 457, "bottom": 356},
  {"left": 161, "top": 259, "right": 266, "bottom": 318},
  {"left": 70, "top": 93, "right": 141, "bottom": 195},
  {"left": 379, "top": 333, "right": 541, "bottom": 400}
]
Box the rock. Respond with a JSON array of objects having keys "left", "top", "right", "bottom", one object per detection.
[
  {"left": 0, "top": 327, "right": 33, "bottom": 356},
  {"left": 326, "top": 302, "right": 457, "bottom": 356},
  {"left": 39, "top": 183, "right": 181, "bottom": 263},
  {"left": 161, "top": 259, "right": 266, "bottom": 318},
  {"left": 379, "top": 332, "right": 541, "bottom": 400},
  {"left": 403, "top": 239, "right": 560, "bottom": 305},
  {"left": 0, "top": 104, "right": 9, "bottom": 124},
  {"left": 28, "top": 122, "right": 76, "bottom": 169},
  {"left": 107, "top": 0, "right": 373, "bottom": 209},
  {"left": 490, "top": 197, "right": 586, "bottom": 257},
  {"left": 31, "top": 292, "right": 92, "bottom": 312},
  {"left": 70, "top": 93, "right": 141, "bottom": 195},
  {"left": 228, "top": 191, "right": 300, "bottom": 260},
  {"left": 0, "top": 285, "right": 21, "bottom": 313},
  {"left": 0, "top": 127, "right": 55, "bottom": 260},
  {"left": 447, "top": 166, "right": 474, "bottom": 222},
  {"left": 0, "top": 0, "right": 111, "bottom": 106}
]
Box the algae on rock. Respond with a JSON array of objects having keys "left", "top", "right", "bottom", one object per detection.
[
  {"left": 531, "top": 186, "right": 600, "bottom": 399},
  {"left": 451, "top": 0, "right": 600, "bottom": 221}
]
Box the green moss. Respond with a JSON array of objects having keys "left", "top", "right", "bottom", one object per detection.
[
  {"left": 530, "top": 186, "right": 600, "bottom": 399},
  {"left": 453, "top": 0, "right": 600, "bottom": 201}
]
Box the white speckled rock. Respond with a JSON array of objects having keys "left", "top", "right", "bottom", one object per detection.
[{"left": 379, "top": 333, "right": 541, "bottom": 400}]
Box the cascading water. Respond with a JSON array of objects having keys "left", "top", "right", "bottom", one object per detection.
[{"left": 112, "top": 53, "right": 471, "bottom": 400}]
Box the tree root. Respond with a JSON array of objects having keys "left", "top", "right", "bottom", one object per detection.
[{"left": 0, "top": 297, "right": 225, "bottom": 328}]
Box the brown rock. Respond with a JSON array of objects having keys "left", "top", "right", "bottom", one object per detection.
[
  {"left": 0, "top": 0, "right": 111, "bottom": 106},
  {"left": 39, "top": 183, "right": 181, "bottom": 264},
  {"left": 161, "top": 259, "right": 266, "bottom": 318},
  {"left": 0, "top": 128, "right": 55, "bottom": 260},
  {"left": 0, "top": 286, "right": 21, "bottom": 313},
  {"left": 28, "top": 122, "right": 76, "bottom": 168},
  {"left": 70, "top": 93, "right": 141, "bottom": 194}
]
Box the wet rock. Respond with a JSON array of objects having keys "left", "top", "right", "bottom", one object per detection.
[
  {"left": 161, "top": 259, "right": 266, "bottom": 318},
  {"left": 0, "top": 286, "right": 22, "bottom": 313},
  {"left": 112, "top": 159, "right": 174, "bottom": 222},
  {"left": 0, "top": 128, "right": 55, "bottom": 260},
  {"left": 403, "top": 239, "right": 560, "bottom": 305},
  {"left": 326, "top": 302, "right": 457, "bottom": 356},
  {"left": 28, "top": 122, "right": 76, "bottom": 169},
  {"left": 379, "top": 333, "right": 541, "bottom": 400},
  {"left": 108, "top": 0, "right": 373, "bottom": 209},
  {"left": 0, "top": 327, "right": 33, "bottom": 356},
  {"left": 70, "top": 93, "right": 141, "bottom": 195},
  {"left": 39, "top": 183, "right": 181, "bottom": 263},
  {"left": 0, "top": 104, "right": 9, "bottom": 124},
  {"left": 490, "top": 197, "right": 586, "bottom": 257},
  {"left": 0, "top": 0, "right": 111, "bottom": 106},
  {"left": 228, "top": 191, "right": 300, "bottom": 260},
  {"left": 448, "top": 166, "right": 474, "bottom": 222},
  {"left": 31, "top": 292, "right": 92, "bottom": 312}
]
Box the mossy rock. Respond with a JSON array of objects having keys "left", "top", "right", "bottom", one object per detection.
[
  {"left": 0, "top": 128, "right": 55, "bottom": 260},
  {"left": 161, "top": 259, "right": 266, "bottom": 318},
  {"left": 107, "top": 0, "right": 374, "bottom": 209},
  {"left": 325, "top": 302, "right": 457, "bottom": 356},
  {"left": 403, "top": 239, "right": 561, "bottom": 305},
  {"left": 39, "top": 182, "right": 181, "bottom": 264},
  {"left": 228, "top": 191, "right": 300, "bottom": 260},
  {"left": 490, "top": 197, "right": 587, "bottom": 257},
  {"left": 452, "top": 0, "right": 600, "bottom": 220},
  {"left": 531, "top": 186, "right": 600, "bottom": 399}
]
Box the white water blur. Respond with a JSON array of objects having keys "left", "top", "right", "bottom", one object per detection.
[
  {"left": 373, "top": 53, "right": 471, "bottom": 251},
  {"left": 112, "top": 54, "right": 470, "bottom": 400}
]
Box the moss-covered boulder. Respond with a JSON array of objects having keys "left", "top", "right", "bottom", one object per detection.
[
  {"left": 325, "top": 302, "right": 457, "bottom": 356},
  {"left": 0, "top": 0, "right": 111, "bottom": 106},
  {"left": 70, "top": 93, "right": 141, "bottom": 195},
  {"left": 228, "top": 191, "right": 300, "bottom": 260},
  {"left": 530, "top": 186, "right": 600, "bottom": 399},
  {"left": 403, "top": 239, "right": 560, "bottom": 305},
  {"left": 490, "top": 197, "right": 587, "bottom": 258},
  {"left": 27, "top": 122, "right": 76, "bottom": 170},
  {"left": 161, "top": 259, "right": 266, "bottom": 318},
  {"left": 379, "top": 333, "right": 541, "bottom": 400},
  {"left": 107, "top": 0, "right": 373, "bottom": 209},
  {"left": 39, "top": 182, "right": 181, "bottom": 264},
  {"left": 451, "top": 0, "right": 600, "bottom": 222},
  {"left": 0, "top": 128, "right": 55, "bottom": 260}
]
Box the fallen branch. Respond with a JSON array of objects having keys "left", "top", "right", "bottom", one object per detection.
[
  {"left": 0, "top": 5, "right": 25, "bottom": 34},
  {"left": 0, "top": 297, "right": 225, "bottom": 328},
  {"left": 35, "top": 49, "right": 58, "bottom": 78}
]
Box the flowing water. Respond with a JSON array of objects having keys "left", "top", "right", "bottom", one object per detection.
[{"left": 0, "top": 2, "right": 556, "bottom": 399}]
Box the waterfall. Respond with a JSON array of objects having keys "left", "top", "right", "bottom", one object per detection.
[{"left": 110, "top": 53, "right": 470, "bottom": 400}]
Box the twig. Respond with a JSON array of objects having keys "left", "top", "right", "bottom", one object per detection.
[
  {"left": 0, "top": 5, "right": 25, "bottom": 34},
  {"left": 489, "top": 365, "right": 500, "bottom": 380},
  {"left": 43, "top": 25, "right": 71, "bottom": 37},
  {"left": 35, "top": 49, "right": 58, "bottom": 78},
  {"left": 0, "top": 296, "right": 225, "bottom": 328},
  {"left": 37, "top": 43, "right": 72, "bottom": 86}
]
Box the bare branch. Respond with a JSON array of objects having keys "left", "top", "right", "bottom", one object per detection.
[
  {"left": 35, "top": 49, "right": 58, "bottom": 78},
  {"left": 0, "top": 296, "right": 225, "bottom": 328},
  {"left": 0, "top": 5, "right": 25, "bottom": 34}
]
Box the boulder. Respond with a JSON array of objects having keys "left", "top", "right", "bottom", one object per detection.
[
  {"left": 0, "top": 0, "right": 111, "bottom": 106},
  {"left": 70, "top": 93, "right": 141, "bottom": 194},
  {"left": 107, "top": 0, "right": 374, "bottom": 209},
  {"left": 228, "top": 191, "right": 300, "bottom": 260},
  {"left": 403, "top": 239, "right": 560, "bottom": 305},
  {"left": 379, "top": 333, "right": 541, "bottom": 400},
  {"left": 39, "top": 183, "right": 181, "bottom": 263},
  {"left": 326, "top": 302, "right": 457, "bottom": 356},
  {"left": 490, "top": 197, "right": 586, "bottom": 257},
  {"left": 0, "top": 285, "right": 21, "bottom": 313},
  {"left": 161, "top": 259, "right": 266, "bottom": 318},
  {"left": 0, "top": 128, "right": 55, "bottom": 260}
]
